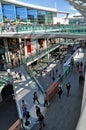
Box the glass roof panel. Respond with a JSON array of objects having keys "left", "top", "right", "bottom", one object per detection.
[{"left": 66, "top": 0, "right": 86, "bottom": 18}]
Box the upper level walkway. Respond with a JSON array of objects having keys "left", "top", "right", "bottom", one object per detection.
[{"left": 1, "top": 24, "right": 86, "bottom": 39}]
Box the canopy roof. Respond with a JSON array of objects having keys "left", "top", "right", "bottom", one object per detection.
[{"left": 66, "top": 0, "right": 86, "bottom": 20}]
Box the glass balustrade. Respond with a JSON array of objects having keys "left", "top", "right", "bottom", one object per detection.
[
  {"left": 22, "top": 43, "right": 60, "bottom": 64},
  {"left": 58, "top": 65, "right": 71, "bottom": 84},
  {"left": 1, "top": 24, "right": 86, "bottom": 34},
  {"left": 0, "top": 74, "right": 13, "bottom": 88}
]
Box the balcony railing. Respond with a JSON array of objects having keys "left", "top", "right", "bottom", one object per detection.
[
  {"left": 0, "top": 24, "right": 86, "bottom": 35},
  {"left": 22, "top": 43, "right": 60, "bottom": 65},
  {"left": 0, "top": 74, "right": 13, "bottom": 88}
]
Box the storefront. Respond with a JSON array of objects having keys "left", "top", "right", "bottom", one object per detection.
[{"left": 0, "top": 39, "right": 6, "bottom": 71}]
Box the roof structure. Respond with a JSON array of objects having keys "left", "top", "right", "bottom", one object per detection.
[
  {"left": 2, "top": 0, "right": 70, "bottom": 15},
  {"left": 66, "top": 0, "right": 86, "bottom": 21},
  {"left": 2, "top": 0, "right": 57, "bottom": 12}
]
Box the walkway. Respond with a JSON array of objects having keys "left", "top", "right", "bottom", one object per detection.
[
  {"left": 11, "top": 48, "right": 86, "bottom": 130},
  {"left": 11, "top": 65, "right": 45, "bottom": 129},
  {"left": 31, "top": 48, "right": 86, "bottom": 130}
]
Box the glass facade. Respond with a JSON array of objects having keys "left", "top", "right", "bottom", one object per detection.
[
  {"left": 27, "top": 9, "right": 37, "bottom": 24},
  {"left": 37, "top": 10, "right": 46, "bottom": 24},
  {"left": 0, "top": 2, "right": 3, "bottom": 22},
  {"left": 69, "top": 18, "right": 85, "bottom": 25},
  {"left": 0, "top": 2, "right": 55, "bottom": 25},
  {"left": 16, "top": 7, "right": 27, "bottom": 21},
  {"left": 46, "top": 12, "right": 53, "bottom": 24},
  {"left": 2, "top": 4, "right": 16, "bottom": 22},
  {"left": 7, "top": 38, "right": 19, "bottom": 53}
]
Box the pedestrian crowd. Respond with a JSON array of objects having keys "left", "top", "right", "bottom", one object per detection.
[
  {"left": 21, "top": 81, "right": 72, "bottom": 130},
  {"left": 18, "top": 47, "right": 85, "bottom": 130},
  {"left": 21, "top": 91, "right": 48, "bottom": 130}
]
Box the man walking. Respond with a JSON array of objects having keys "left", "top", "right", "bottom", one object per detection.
[
  {"left": 58, "top": 86, "right": 63, "bottom": 99},
  {"left": 35, "top": 105, "right": 41, "bottom": 117},
  {"left": 44, "top": 92, "right": 48, "bottom": 107},
  {"left": 66, "top": 82, "right": 71, "bottom": 96},
  {"left": 38, "top": 112, "right": 46, "bottom": 130},
  {"left": 33, "top": 91, "right": 40, "bottom": 104}
]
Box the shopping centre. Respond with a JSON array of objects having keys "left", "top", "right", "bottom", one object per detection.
[{"left": 0, "top": 0, "right": 86, "bottom": 130}]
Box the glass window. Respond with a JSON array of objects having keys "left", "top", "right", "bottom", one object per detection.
[
  {"left": 0, "top": 2, "right": 3, "bottom": 22},
  {"left": 7, "top": 38, "right": 19, "bottom": 53},
  {"left": 16, "top": 7, "right": 27, "bottom": 21},
  {"left": 27, "top": 9, "right": 37, "bottom": 24},
  {"left": 37, "top": 10, "right": 46, "bottom": 24},
  {"left": 2, "top": 4, "right": 16, "bottom": 22},
  {"left": 46, "top": 12, "right": 53, "bottom": 24}
]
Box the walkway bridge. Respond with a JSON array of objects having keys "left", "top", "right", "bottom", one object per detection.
[{"left": 0, "top": 24, "right": 86, "bottom": 39}]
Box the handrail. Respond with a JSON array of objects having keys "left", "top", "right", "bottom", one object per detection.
[
  {"left": 1, "top": 24, "right": 86, "bottom": 35},
  {"left": 22, "top": 43, "right": 60, "bottom": 65}
]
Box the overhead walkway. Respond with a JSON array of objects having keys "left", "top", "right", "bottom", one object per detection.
[
  {"left": 23, "top": 43, "right": 60, "bottom": 66},
  {"left": 1, "top": 24, "right": 86, "bottom": 39},
  {"left": 22, "top": 40, "right": 76, "bottom": 67}
]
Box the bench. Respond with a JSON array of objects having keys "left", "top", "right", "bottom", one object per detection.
[
  {"left": 46, "top": 82, "right": 58, "bottom": 102},
  {"left": 8, "top": 119, "right": 21, "bottom": 130}
]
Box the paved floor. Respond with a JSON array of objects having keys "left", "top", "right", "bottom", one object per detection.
[
  {"left": 0, "top": 98, "right": 18, "bottom": 130},
  {"left": 31, "top": 71, "right": 83, "bottom": 130},
  {"left": 10, "top": 48, "right": 86, "bottom": 130},
  {"left": 31, "top": 48, "right": 86, "bottom": 130},
  {"left": 11, "top": 65, "right": 45, "bottom": 129}
]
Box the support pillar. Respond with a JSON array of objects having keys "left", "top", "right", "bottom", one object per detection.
[
  {"left": 4, "top": 38, "right": 10, "bottom": 63},
  {"left": 36, "top": 39, "right": 39, "bottom": 53},
  {"left": 24, "top": 39, "right": 28, "bottom": 56}
]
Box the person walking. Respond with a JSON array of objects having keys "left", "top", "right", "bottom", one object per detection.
[
  {"left": 58, "top": 85, "right": 63, "bottom": 99},
  {"left": 36, "top": 105, "right": 41, "bottom": 117},
  {"left": 14, "top": 71, "right": 18, "bottom": 80},
  {"left": 11, "top": 58, "right": 14, "bottom": 67},
  {"left": 66, "top": 82, "right": 71, "bottom": 96},
  {"left": 18, "top": 58, "right": 21, "bottom": 66},
  {"left": 18, "top": 71, "right": 22, "bottom": 80},
  {"left": 33, "top": 91, "right": 40, "bottom": 104},
  {"left": 21, "top": 99, "right": 27, "bottom": 111},
  {"left": 56, "top": 68, "right": 58, "bottom": 74},
  {"left": 44, "top": 92, "right": 48, "bottom": 107},
  {"left": 38, "top": 112, "right": 46, "bottom": 130},
  {"left": 52, "top": 76, "right": 55, "bottom": 81}
]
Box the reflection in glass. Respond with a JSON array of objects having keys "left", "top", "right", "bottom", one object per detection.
[
  {"left": 27, "top": 9, "right": 37, "bottom": 24},
  {"left": 37, "top": 10, "right": 46, "bottom": 24},
  {"left": 2, "top": 4, "right": 16, "bottom": 22},
  {"left": 16, "top": 7, "right": 27, "bottom": 21},
  {"left": 46, "top": 12, "right": 53, "bottom": 24},
  {"left": 7, "top": 38, "right": 19, "bottom": 53},
  {"left": 0, "top": 2, "right": 3, "bottom": 22}
]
